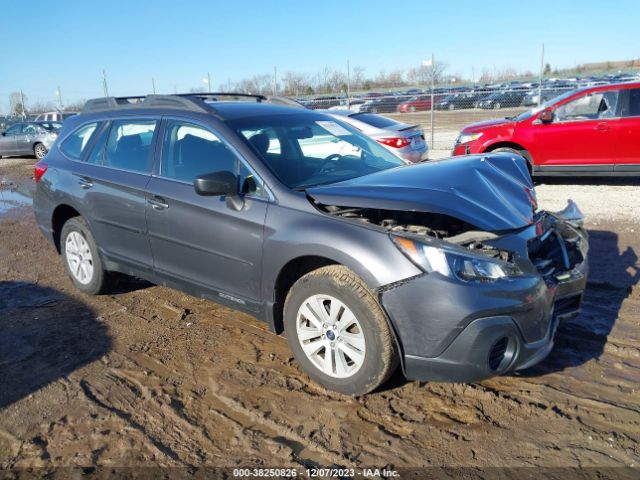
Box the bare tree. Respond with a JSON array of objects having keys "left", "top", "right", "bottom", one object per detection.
[
  {"left": 9, "top": 92, "right": 27, "bottom": 116},
  {"left": 281, "top": 71, "right": 310, "bottom": 96},
  {"left": 351, "top": 66, "right": 366, "bottom": 90},
  {"left": 29, "top": 101, "right": 55, "bottom": 114}
]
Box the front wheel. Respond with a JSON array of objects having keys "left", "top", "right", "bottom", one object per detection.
[
  {"left": 34, "top": 143, "right": 48, "bottom": 159},
  {"left": 61, "top": 217, "right": 112, "bottom": 295},
  {"left": 284, "top": 265, "right": 398, "bottom": 395}
]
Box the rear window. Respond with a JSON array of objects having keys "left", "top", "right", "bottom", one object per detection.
[
  {"left": 351, "top": 113, "right": 401, "bottom": 129},
  {"left": 60, "top": 123, "right": 98, "bottom": 160}
]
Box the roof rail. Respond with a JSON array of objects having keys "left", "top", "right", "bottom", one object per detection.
[
  {"left": 175, "top": 92, "right": 268, "bottom": 102},
  {"left": 81, "top": 92, "right": 302, "bottom": 114}
]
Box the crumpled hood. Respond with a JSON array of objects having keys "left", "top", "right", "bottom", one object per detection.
[{"left": 307, "top": 153, "right": 536, "bottom": 231}]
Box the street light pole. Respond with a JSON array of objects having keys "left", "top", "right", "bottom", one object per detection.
[
  {"left": 538, "top": 44, "right": 545, "bottom": 107},
  {"left": 102, "top": 69, "right": 109, "bottom": 97},
  {"left": 347, "top": 59, "right": 351, "bottom": 109}
]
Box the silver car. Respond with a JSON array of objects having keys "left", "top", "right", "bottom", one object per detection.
[
  {"left": 0, "top": 121, "right": 60, "bottom": 159},
  {"left": 323, "top": 110, "right": 428, "bottom": 163}
]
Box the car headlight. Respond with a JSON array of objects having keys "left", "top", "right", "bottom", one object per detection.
[
  {"left": 392, "top": 235, "right": 522, "bottom": 282},
  {"left": 455, "top": 132, "right": 483, "bottom": 145}
]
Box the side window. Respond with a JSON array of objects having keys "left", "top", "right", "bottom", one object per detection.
[
  {"left": 625, "top": 88, "right": 640, "bottom": 117},
  {"left": 60, "top": 122, "right": 98, "bottom": 160},
  {"left": 4, "top": 124, "right": 22, "bottom": 135},
  {"left": 23, "top": 124, "right": 37, "bottom": 135},
  {"left": 103, "top": 120, "right": 156, "bottom": 173},
  {"left": 86, "top": 123, "right": 111, "bottom": 165},
  {"left": 238, "top": 161, "right": 267, "bottom": 198},
  {"left": 555, "top": 91, "right": 619, "bottom": 121},
  {"left": 161, "top": 120, "right": 237, "bottom": 183}
]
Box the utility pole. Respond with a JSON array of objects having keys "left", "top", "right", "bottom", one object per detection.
[
  {"left": 102, "top": 69, "right": 109, "bottom": 97},
  {"left": 20, "top": 89, "right": 26, "bottom": 119},
  {"left": 152, "top": 77, "right": 156, "bottom": 94},
  {"left": 272, "top": 66, "right": 277, "bottom": 96},
  {"left": 346, "top": 59, "right": 351, "bottom": 108},
  {"left": 56, "top": 86, "right": 63, "bottom": 110},
  {"left": 538, "top": 44, "right": 545, "bottom": 106},
  {"left": 430, "top": 53, "right": 435, "bottom": 149},
  {"left": 207, "top": 72, "right": 212, "bottom": 92}
]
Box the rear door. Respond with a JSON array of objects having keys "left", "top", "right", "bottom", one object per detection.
[
  {"left": 532, "top": 89, "right": 620, "bottom": 170},
  {"left": 145, "top": 118, "right": 268, "bottom": 309},
  {"left": 67, "top": 118, "right": 158, "bottom": 271},
  {"left": 615, "top": 87, "right": 640, "bottom": 172},
  {"left": 0, "top": 124, "right": 22, "bottom": 155}
]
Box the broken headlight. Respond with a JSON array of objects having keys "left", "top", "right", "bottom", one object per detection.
[{"left": 392, "top": 236, "right": 522, "bottom": 282}]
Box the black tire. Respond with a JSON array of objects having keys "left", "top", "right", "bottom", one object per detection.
[
  {"left": 34, "top": 142, "right": 47, "bottom": 159},
  {"left": 60, "top": 217, "right": 112, "bottom": 295},
  {"left": 494, "top": 102, "right": 501, "bottom": 110},
  {"left": 490, "top": 147, "right": 533, "bottom": 176},
  {"left": 283, "top": 265, "right": 398, "bottom": 395}
]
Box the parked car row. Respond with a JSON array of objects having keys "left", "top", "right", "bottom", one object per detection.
[{"left": 298, "top": 71, "right": 640, "bottom": 112}]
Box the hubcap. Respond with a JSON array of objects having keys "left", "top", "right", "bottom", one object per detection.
[
  {"left": 35, "top": 144, "right": 47, "bottom": 158},
  {"left": 296, "top": 294, "right": 366, "bottom": 378},
  {"left": 65, "top": 231, "right": 94, "bottom": 285}
]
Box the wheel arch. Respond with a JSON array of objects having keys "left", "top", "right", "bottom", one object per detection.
[
  {"left": 51, "top": 204, "right": 82, "bottom": 253},
  {"left": 484, "top": 141, "right": 534, "bottom": 172}
]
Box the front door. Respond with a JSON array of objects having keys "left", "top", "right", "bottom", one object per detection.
[
  {"left": 533, "top": 89, "right": 620, "bottom": 170},
  {"left": 145, "top": 118, "right": 268, "bottom": 309},
  {"left": 0, "top": 123, "right": 21, "bottom": 156}
]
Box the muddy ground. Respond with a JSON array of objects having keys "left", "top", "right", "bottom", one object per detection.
[{"left": 0, "top": 158, "right": 639, "bottom": 474}]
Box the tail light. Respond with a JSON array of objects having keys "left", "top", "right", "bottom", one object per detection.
[
  {"left": 377, "top": 137, "right": 411, "bottom": 148},
  {"left": 34, "top": 162, "right": 48, "bottom": 183}
]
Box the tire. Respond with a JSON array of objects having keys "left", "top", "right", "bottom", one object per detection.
[
  {"left": 490, "top": 147, "right": 533, "bottom": 176},
  {"left": 34, "top": 143, "right": 47, "bottom": 159},
  {"left": 283, "top": 265, "right": 398, "bottom": 395},
  {"left": 60, "top": 217, "right": 112, "bottom": 295},
  {"left": 409, "top": 105, "right": 416, "bottom": 113},
  {"left": 448, "top": 103, "right": 455, "bottom": 111},
  {"left": 494, "top": 102, "right": 501, "bottom": 110}
]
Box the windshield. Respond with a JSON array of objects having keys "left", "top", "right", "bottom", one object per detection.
[
  {"left": 514, "top": 88, "right": 580, "bottom": 121},
  {"left": 229, "top": 113, "right": 406, "bottom": 189}
]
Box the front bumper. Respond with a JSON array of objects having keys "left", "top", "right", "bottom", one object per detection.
[{"left": 380, "top": 204, "right": 589, "bottom": 382}]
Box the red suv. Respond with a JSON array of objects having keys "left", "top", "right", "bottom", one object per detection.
[{"left": 452, "top": 82, "right": 640, "bottom": 176}]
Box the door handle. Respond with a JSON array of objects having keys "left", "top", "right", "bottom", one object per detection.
[
  {"left": 148, "top": 196, "right": 169, "bottom": 210},
  {"left": 76, "top": 176, "right": 94, "bottom": 189},
  {"left": 594, "top": 122, "right": 609, "bottom": 131}
]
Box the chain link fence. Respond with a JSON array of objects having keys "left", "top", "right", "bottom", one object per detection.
[{"left": 296, "top": 72, "right": 640, "bottom": 159}]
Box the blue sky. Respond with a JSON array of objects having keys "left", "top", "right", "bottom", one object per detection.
[{"left": 1, "top": 0, "right": 638, "bottom": 113}]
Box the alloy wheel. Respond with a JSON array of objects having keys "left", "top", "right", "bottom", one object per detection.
[
  {"left": 296, "top": 294, "right": 366, "bottom": 378},
  {"left": 65, "top": 231, "right": 94, "bottom": 285}
]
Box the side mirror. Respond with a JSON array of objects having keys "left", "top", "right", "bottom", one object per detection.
[
  {"left": 194, "top": 171, "right": 237, "bottom": 196},
  {"left": 539, "top": 109, "right": 554, "bottom": 123}
]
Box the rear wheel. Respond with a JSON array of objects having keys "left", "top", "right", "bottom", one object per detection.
[
  {"left": 61, "top": 217, "right": 112, "bottom": 295},
  {"left": 34, "top": 143, "right": 47, "bottom": 159},
  {"left": 284, "top": 265, "right": 398, "bottom": 395},
  {"left": 409, "top": 105, "right": 416, "bottom": 112}
]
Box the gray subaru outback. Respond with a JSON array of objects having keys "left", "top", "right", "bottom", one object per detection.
[{"left": 33, "top": 93, "right": 588, "bottom": 395}]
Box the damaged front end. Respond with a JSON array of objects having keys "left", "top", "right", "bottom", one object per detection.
[{"left": 306, "top": 155, "right": 589, "bottom": 381}]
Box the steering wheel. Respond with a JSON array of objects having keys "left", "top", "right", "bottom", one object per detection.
[{"left": 317, "top": 153, "right": 343, "bottom": 173}]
